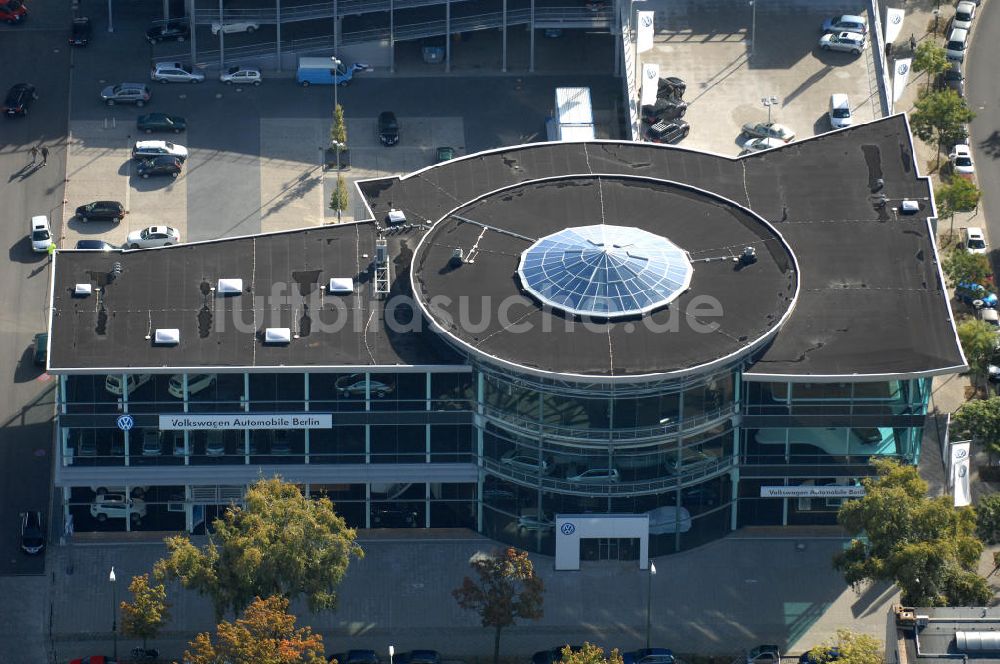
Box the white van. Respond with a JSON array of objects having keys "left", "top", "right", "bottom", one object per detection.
[
  {"left": 946, "top": 28, "right": 969, "bottom": 61},
  {"left": 829, "top": 94, "right": 853, "bottom": 128}
]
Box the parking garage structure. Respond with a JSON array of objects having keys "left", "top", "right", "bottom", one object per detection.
[{"left": 48, "top": 115, "right": 965, "bottom": 557}]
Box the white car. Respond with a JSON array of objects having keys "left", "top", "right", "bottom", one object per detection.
[
  {"left": 30, "top": 215, "right": 52, "bottom": 252},
  {"left": 566, "top": 468, "right": 621, "bottom": 484},
  {"left": 211, "top": 20, "right": 259, "bottom": 34},
  {"left": 819, "top": 31, "right": 866, "bottom": 55},
  {"left": 150, "top": 62, "right": 205, "bottom": 84},
  {"left": 965, "top": 226, "right": 987, "bottom": 254},
  {"left": 953, "top": 1, "right": 976, "bottom": 31},
  {"left": 141, "top": 430, "right": 163, "bottom": 456},
  {"left": 950, "top": 144, "right": 975, "bottom": 175},
  {"left": 132, "top": 140, "right": 188, "bottom": 162},
  {"left": 741, "top": 121, "right": 795, "bottom": 142},
  {"left": 168, "top": 373, "right": 216, "bottom": 398},
  {"left": 126, "top": 225, "right": 181, "bottom": 249},
  {"left": 220, "top": 65, "right": 262, "bottom": 86},
  {"left": 822, "top": 14, "right": 868, "bottom": 35},
  {"left": 829, "top": 93, "right": 853, "bottom": 128},
  {"left": 946, "top": 27, "right": 969, "bottom": 61},
  {"left": 740, "top": 137, "right": 785, "bottom": 154},
  {"left": 105, "top": 373, "right": 152, "bottom": 396},
  {"left": 90, "top": 494, "right": 147, "bottom": 522},
  {"left": 646, "top": 506, "right": 693, "bottom": 534},
  {"left": 500, "top": 450, "right": 550, "bottom": 474},
  {"left": 978, "top": 307, "right": 999, "bottom": 329}
]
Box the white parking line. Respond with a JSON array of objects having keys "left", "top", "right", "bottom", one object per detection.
[{"left": 124, "top": 134, "right": 131, "bottom": 214}]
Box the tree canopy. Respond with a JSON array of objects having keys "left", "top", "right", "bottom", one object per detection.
[
  {"left": 936, "top": 178, "right": 981, "bottom": 222},
  {"left": 807, "top": 629, "right": 883, "bottom": 664},
  {"left": 910, "top": 90, "right": 974, "bottom": 162},
  {"left": 957, "top": 319, "right": 998, "bottom": 378},
  {"left": 154, "top": 477, "right": 363, "bottom": 619},
  {"left": 942, "top": 247, "right": 991, "bottom": 287},
  {"left": 912, "top": 41, "right": 949, "bottom": 87},
  {"left": 560, "top": 644, "right": 624, "bottom": 664},
  {"left": 452, "top": 547, "right": 544, "bottom": 664},
  {"left": 954, "top": 397, "right": 1000, "bottom": 458},
  {"left": 120, "top": 573, "right": 171, "bottom": 650},
  {"left": 184, "top": 595, "right": 327, "bottom": 664},
  {"left": 976, "top": 494, "right": 1000, "bottom": 545},
  {"left": 833, "top": 458, "right": 990, "bottom": 606}
]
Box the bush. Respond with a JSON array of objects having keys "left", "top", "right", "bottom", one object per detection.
[{"left": 977, "top": 494, "right": 1000, "bottom": 543}]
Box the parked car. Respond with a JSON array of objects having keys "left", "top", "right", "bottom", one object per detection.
[
  {"left": 566, "top": 467, "right": 621, "bottom": 483},
  {"left": 141, "top": 430, "right": 162, "bottom": 456},
  {"left": 642, "top": 95, "right": 687, "bottom": 122},
  {"left": 378, "top": 111, "right": 399, "bottom": 146},
  {"left": 741, "top": 121, "right": 795, "bottom": 141},
  {"left": 397, "top": 651, "right": 441, "bottom": 664},
  {"left": 799, "top": 648, "right": 839, "bottom": 664},
  {"left": 371, "top": 508, "right": 419, "bottom": 527},
  {"left": 150, "top": 61, "right": 205, "bottom": 84},
  {"left": 335, "top": 374, "right": 393, "bottom": 396},
  {"left": 77, "top": 431, "right": 98, "bottom": 457},
  {"left": 75, "top": 240, "right": 116, "bottom": 250},
  {"left": 4, "top": 82, "right": 36, "bottom": 116},
  {"left": 135, "top": 156, "right": 182, "bottom": 179},
  {"left": 90, "top": 494, "right": 146, "bottom": 522},
  {"left": 956, "top": 281, "right": 998, "bottom": 308},
  {"left": 19, "top": 511, "right": 44, "bottom": 554},
  {"left": 744, "top": 645, "right": 781, "bottom": 664},
  {"left": 105, "top": 373, "right": 152, "bottom": 396},
  {"left": 532, "top": 646, "right": 585, "bottom": 664},
  {"left": 133, "top": 139, "right": 188, "bottom": 162},
  {"left": 336, "top": 650, "right": 380, "bottom": 664},
  {"left": 517, "top": 510, "right": 555, "bottom": 533},
  {"left": 211, "top": 20, "right": 259, "bottom": 34},
  {"left": 647, "top": 120, "right": 689, "bottom": 145},
  {"left": 950, "top": 144, "right": 975, "bottom": 175},
  {"left": 821, "top": 14, "right": 868, "bottom": 34},
  {"left": 657, "top": 75, "right": 686, "bottom": 98},
  {"left": 500, "top": 450, "right": 550, "bottom": 474},
  {"left": 977, "top": 307, "right": 1000, "bottom": 331},
  {"left": 945, "top": 27, "right": 969, "bottom": 61},
  {"left": 219, "top": 65, "right": 262, "bottom": 86},
  {"left": 29, "top": 215, "right": 52, "bottom": 252},
  {"left": 740, "top": 137, "right": 786, "bottom": 154},
  {"left": 32, "top": 332, "right": 47, "bottom": 366},
  {"left": 819, "top": 31, "right": 866, "bottom": 54},
  {"left": 126, "top": 225, "right": 180, "bottom": 249},
  {"left": 270, "top": 430, "right": 292, "bottom": 455},
  {"left": 168, "top": 431, "right": 185, "bottom": 456},
  {"left": 145, "top": 19, "right": 189, "bottom": 43},
  {"left": 167, "top": 373, "right": 216, "bottom": 398},
  {"left": 828, "top": 93, "right": 853, "bottom": 128},
  {"left": 0, "top": 0, "right": 27, "bottom": 24},
  {"left": 100, "top": 82, "right": 151, "bottom": 106},
  {"left": 646, "top": 506, "right": 693, "bottom": 533},
  {"left": 939, "top": 64, "right": 965, "bottom": 96},
  {"left": 623, "top": 649, "right": 675, "bottom": 664},
  {"left": 953, "top": 1, "right": 976, "bottom": 31},
  {"left": 205, "top": 431, "right": 227, "bottom": 456},
  {"left": 138, "top": 112, "right": 185, "bottom": 134},
  {"left": 964, "top": 226, "right": 987, "bottom": 254},
  {"left": 69, "top": 657, "right": 116, "bottom": 664},
  {"left": 436, "top": 146, "right": 456, "bottom": 162},
  {"left": 70, "top": 16, "right": 91, "bottom": 45},
  {"left": 76, "top": 200, "right": 124, "bottom": 223}
]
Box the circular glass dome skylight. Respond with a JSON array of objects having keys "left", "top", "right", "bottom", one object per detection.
[{"left": 517, "top": 224, "right": 693, "bottom": 318}]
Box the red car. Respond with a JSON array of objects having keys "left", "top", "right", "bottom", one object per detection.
[
  {"left": 69, "top": 657, "right": 117, "bottom": 664},
  {"left": 0, "top": 0, "right": 27, "bottom": 24}
]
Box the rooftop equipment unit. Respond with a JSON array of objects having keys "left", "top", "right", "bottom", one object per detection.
[
  {"left": 264, "top": 327, "right": 291, "bottom": 344},
  {"left": 217, "top": 278, "right": 243, "bottom": 294},
  {"left": 901, "top": 200, "right": 919, "bottom": 214},
  {"left": 956, "top": 632, "right": 1000, "bottom": 652},
  {"left": 738, "top": 246, "right": 757, "bottom": 265},
  {"left": 375, "top": 238, "right": 388, "bottom": 266},
  {"left": 387, "top": 209, "right": 407, "bottom": 225},
  {"left": 328, "top": 277, "right": 354, "bottom": 294},
  {"left": 154, "top": 328, "right": 180, "bottom": 345},
  {"left": 450, "top": 247, "right": 464, "bottom": 268},
  {"left": 74, "top": 283, "right": 93, "bottom": 296}
]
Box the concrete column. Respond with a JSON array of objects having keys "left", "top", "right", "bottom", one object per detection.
[
  {"left": 502, "top": 0, "right": 507, "bottom": 72},
  {"left": 529, "top": 0, "right": 535, "bottom": 72},
  {"left": 445, "top": 0, "right": 451, "bottom": 73},
  {"left": 188, "top": 0, "right": 196, "bottom": 67},
  {"left": 218, "top": 0, "right": 225, "bottom": 71},
  {"left": 390, "top": 0, "right": 395, "bottom": 73},
  {"left": 276, "top": 0, "right": 282, "bottom": 72}
]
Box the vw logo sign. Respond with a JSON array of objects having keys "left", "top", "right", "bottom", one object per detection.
[
  {"left": 116, "top": 414, "right": 134, "bottom": 431},
  {"left": 560, "top": 522, "right": 576, "bottom": 536},
  {"left": 897, "top": 63, "right": 909, "bottom": 75},
  {"left": 954, "top": 448, "right": 968, "bottom": 459},
  {"left": 891, "top": 14, "right": 902, "bottom": 24},
  {"left": 959, "top": 466, "right": 968, "bottom": 478},
  {"left": 646, "top": 68, "right": 657, "bottom": 79},
  {"left": 640, "top": 15, "right": 653, "bottom": 27}
]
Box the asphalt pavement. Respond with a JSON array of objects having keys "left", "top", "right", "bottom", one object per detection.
[{"left": 966, "top": 0, "right": 1000, "bottom": 271}]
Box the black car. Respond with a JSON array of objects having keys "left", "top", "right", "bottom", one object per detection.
[
  {"left": 657, "top": 76, "right": 686, "bottom": 99},
  {"left": 75, "top": 240, "right": 116, "bottom": 251},
  {"left": 136, "top": 156, "right": 182, "bottom": 179},
  {"left": 330, "top": 650, "right": 381, "bottom": 664},
  {"left": 32, "top": 333, "right": 47, "bottom": 367},
  {"left": 371, "top": 508, "right": 418, "bottom": 528},
  {"left": 137, "top": 112, "right": 186, "bottom": 134},
  {"left": 641, "top": 95, "right": 688, "bottom": 123},
  {"left": 76, "top": 200, "right": 125, "bottom": 222},
  {"left": 939, "top": 66, "right": 965, "bottom": 97},
  {"left": 3, "top": 82, "right": 36, "bottom": 117},
  {"left": 70, "top": 16, "right": 91, "bottom": 46},
  {"left": 532, "top": 646, "right": 585, "bottom": 664},
  {"left": 20, "top": 511, "right": 44, "bottom": 554},
  {"left": 378, "top": 111, "right": 399, "bottom": 146},
  {"left": 647, "top": 119, "right": 689, "bottom": 145},
  {"left": 398, "top": 651, "right": 440, "bottom": 664},
  {"left": 145, "top": 19, "right": 189, "bottom": 43}
]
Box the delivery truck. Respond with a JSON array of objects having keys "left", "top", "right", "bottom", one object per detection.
[{"left": 296, "top": 57, "right": 368, "bottom": 86}]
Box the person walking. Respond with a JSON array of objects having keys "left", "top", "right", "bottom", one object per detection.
[{"left": 40, "top": 146, "right": 49, "bottom": 166}]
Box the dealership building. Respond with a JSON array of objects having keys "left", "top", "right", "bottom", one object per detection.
[{"left": 48, "top": 115, "right": 964, "bottom": 562}]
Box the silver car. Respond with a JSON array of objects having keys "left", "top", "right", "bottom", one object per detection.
[
  {"left": 151, "top": 62, "right": 205, "bottom": 84},
  {"left": 741, "top": 122, "right": 795, "bottom": 142},
  {"left": 818, "top": 31, "right": 866, "bottom": 55},
  {"left": 220, "top": 66, "right": 263, "bottom": 86},
  {"left": 100, "top": 82, "right": 151, "bottom": 106},
  {"left": 126, "top": 225, "right": 181, "bottom": 249}
]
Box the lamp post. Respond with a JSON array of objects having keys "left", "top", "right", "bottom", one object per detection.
[
  {"left": 109, "top": 566, "right": 118, "bottom": 660},
  {"left": 645, "top": 562, "right": 657, "bottom": 649},
  {"left": 389, "top": 645, "right": 395, "bottom": 664},
  {"left": 761, "top": 96, "right": 778, "bottom": 124}
]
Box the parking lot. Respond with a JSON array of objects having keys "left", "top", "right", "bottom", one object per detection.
[{"left": 640, "top": 0, "right": 879, "bottom": 155}]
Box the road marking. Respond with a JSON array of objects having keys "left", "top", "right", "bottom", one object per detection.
[{"left": 124, "top": 136, "right": 131, "bottom": 214}]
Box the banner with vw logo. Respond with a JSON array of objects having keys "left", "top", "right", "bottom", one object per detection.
[
  {"left": 637, "top": 11, "right": 655, "bottom": 54},
  {"left": 641, "top": 63, "right": 660, "bottom": 106},
  {"left": 952, "top": 441, "right": 971, "bottom": 507},
  {"left": 892, "top": 58, "right": 911, "bottom": 103},
  {"left": 885, "top": 8, "right": 905, "bottom": 45}
]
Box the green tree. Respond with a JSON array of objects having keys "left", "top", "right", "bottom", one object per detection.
[
  {"left": 184, "top": 595, "right": 326, "bottom": 664},
  {"left": 957, "top": 318, "right": 998, "bottom": 378},
  {"left": 560, "top": 644, "right": 624, "bottom": 664},
  {"left": 153, "top": 477, "right": 363, "bottom": 619},
  {"left": 807, "top": 629, "right": 883, "bottom": 664},
  {"left": 942, "top": 248, "right": 991, "bottom": 288},
  {"left": 955, "top": 397, "right": 1000, "bottom": 460},
  {"left": 331, "top": 103, "right": 347, "bottom": 150},
  {"left": 120, "top": 573, "right": 171, "bottom": 651},
  {"left": 329, "top": 173, "right": 350, "bottom": 222},
  {"left": 833, "top": 458, "right": 990, "bottom": 606},
  {"left": 910, "top": 89, "right": 975, "bottom": 167},
  {"left": 452, "top": 547, "right": 545, "bottom": 664},
  {"left": 936, "top": 178, "right": 981, "bottom": 231},
  {"left": 912, "top": 41, "right": 949, "bottom": 90},
  {"left": 976, "top": 494, "right": 1000, "bottom": 544}
]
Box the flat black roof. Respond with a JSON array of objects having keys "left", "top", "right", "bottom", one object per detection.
[{"left": 49, "top": 116, "right": 965, "bottom": 379}]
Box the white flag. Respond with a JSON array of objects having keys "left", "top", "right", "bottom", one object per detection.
[
  {"left": 637, "top": 11, "right": 655, "bottom": 53},
  {"left": 892, "top": 58, "right": 911, "bottom": 103},
  {"left": 885, "top": 8, "right": 905, "bottom": 45},
  {"left": 641, "top": 63, "right": 660, "bottom": 106},
  {"left": 952, "top": 441, "right": 972, "bottom": 507}
]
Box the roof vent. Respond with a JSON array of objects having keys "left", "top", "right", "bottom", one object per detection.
[
  {"left": 154, "top": 328, "right": 180, "bottom": 345},
  {"left": 327, "top": 277, "right": 354, "bottom": 294},
  {"left": 387, "top": 209, "right": 406, "bottom": 225},
  {"left": 217, "top": 278, "right": 243, "bottom": 294},
  {"left": 264, "top": 327, "right": 291, "bottom": 344},
  {"left": 450, "top": 247, "right": 465, "bottom": 268},
  {"left": 375, "top": 238, "right": 388, "bottom": 266},
  {"left": 74, "top": 283, "right": 93, "bottom": 296},
  {"left": 956, "top": 631, "right": 1000, "bottom": 652},
  {"left": 738, "top": 246, "right": 757, "bottom": 265},
  {"left": 901, "top": 200, "right": 919, "bottom": 214},
  {"left": 108, "top": 261, "right": 123, "bottom": 282}
]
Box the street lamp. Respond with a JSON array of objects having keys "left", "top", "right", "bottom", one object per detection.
[
  {"left": 761, "top": 96, "right": 779, "bottom": 124},
  {"left": 645, "top": 561, "right": 657, "bottom": 648},
  {"left": 389, "top": 645, "right": 395, "bottom": 664},
  {"left": 109, "top": 566, "right": 118, "bottom": 660}
]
